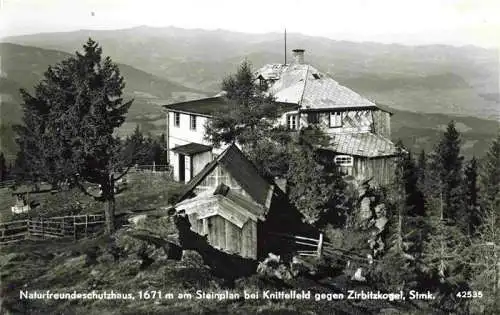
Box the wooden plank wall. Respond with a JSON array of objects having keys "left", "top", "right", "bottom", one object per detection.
[
  {"left": 190, "top": 214, "right": 257, "bottom": 259},
  {"left": 353, "top": 157, "right": 395, "bottom": 186}
]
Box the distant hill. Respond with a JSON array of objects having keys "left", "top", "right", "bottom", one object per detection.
[
  {"left": 0, "top": 42, "right": 207, "bottom": 126},
  {"left": 3, "top": 26, "right": 498, "bottom": 119},
  {"left": 0, "top": 39, "right": 498, "bottom": 163},
  {"left": 378, "top": 104, "right": 499, "bottom": 157},
  {"left": 0, "top": 42, "right": 207, "bottom": 161}
]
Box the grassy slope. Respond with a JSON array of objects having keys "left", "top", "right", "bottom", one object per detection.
[
  {"left": 0, "top": 172, "right": 184, "bottom": 222},
  {"left": 0, "top": 215, "right": 433, "bottom": 315}
]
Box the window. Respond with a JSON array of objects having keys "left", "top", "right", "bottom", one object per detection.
[
  {"left": 173, "top": 112, "right": 180, "bottom": 127},
  {"left": 258, "top": 76, "right": 268, "bottom": 90},
  {"left": 329, "top": 112, "right": 342, "bottom": 128},
  {"left": 287, "top": 114, "right": 298, "bottom": 130},
  {"left": 307, "top": 113, "right": 319, "bottom": 125},
  {"left": 334, "top": 155, "right": 353, "bottom": 167},
  {"left": 190, "top": 115, "right": 197, "bottom": 130}
]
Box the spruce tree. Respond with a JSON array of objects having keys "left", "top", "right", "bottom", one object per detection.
[
  {"left": 204, "top": 60, "right": 277, "bottom": 149},
  {"left": 377, "top": 142, "right": 427, "bottom": 291},
  {"left": 417, "top": 149, "right": 426, "bottom": 185},
  {"left": 429, "top": 121, "right": 466, "bottom": 231},
  {"left": 466, "top": 198, "right": 500, "bottom": 313},
  {"left": 285, "top": 139, "right": 348, "bottom": 227},
  {"left": 464, "top": 157, "right": 481, "bottom": 236},
  {"left": 15, "top": 38, "right": 137, "bottom": 233},
  {"left": 479, "top": 134, "right": 500, "bottom": 222},
  {"left": 421, "top": 122, "right": 468, "bottom": 286},
  {"left": 0, "top": 152, "right": 6, "bottom": 181},
  {"left": 123, "top": 125, "right": 149, "bottom": 166}
]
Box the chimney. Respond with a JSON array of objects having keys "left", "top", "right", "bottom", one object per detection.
[{"left": 292, "top": 49, "right": 305, "bottom": 64}]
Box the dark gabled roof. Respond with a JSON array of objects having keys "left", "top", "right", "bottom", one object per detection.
[
  {"left": 177, "top": 144, "right": 274, "bottom": 208},
  {"left": 164, "top": 97, "right": 226, "bottom": 116},
  {"left": 171, "top": 143, "right": 212, "bottom": 156},
  {"left": 163, "top": 96, "right": 298, "bottom": 116}
]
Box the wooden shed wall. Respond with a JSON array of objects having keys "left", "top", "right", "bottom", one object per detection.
[
  {"left": 348, "top": 156, "right": 395, "bottom": 186},
  {"left": 188, "top": 213, "right": 257, "bottom": 259},
  {"left": 194, "top": 165, "right": 250, "bottom": 199}
]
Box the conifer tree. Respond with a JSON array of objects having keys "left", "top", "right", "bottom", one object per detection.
[
  {"left": 464, "top": 157, "right": 481, "bottom": 236},
  {"left": 428, "top": 121, "right": 466, "bottom": 231},
  {"left": 419, "top": 122, "right": 472, "bottom": 295},
  {"left": 0, "top": 152, "right": 6, "bottom": 182},
  {"left": 376, "top": 142, "right": 427, "bottom": 290},
  {"left": 479, "top": 134, "right": 500, "bottom": 222},
  {"left": 285, "top": 137, "right": 348, "bottom": 227},
  {"left": 123, "top": 125, "right": 149, "bottom": 165},
  {"left": 204, "top": 60, "right": 278, "bottom": 149},
  {"left": 465, "top": 135, "right": 500, "bottom": 313},
  {"left": 15, "top": 38, "right": 138, "bottom": 233},
  {"left": 466, "top": 200, "right": 499, "bottom": 313},
  {"left": 417, "top": 149, "right": 426, "bottom": 185}
]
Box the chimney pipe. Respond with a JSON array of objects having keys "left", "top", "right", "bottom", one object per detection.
[{"left": 292, "top": 49, "right": 305, "bottom": 64}]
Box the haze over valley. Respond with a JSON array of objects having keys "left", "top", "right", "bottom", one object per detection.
[{"left": 1, "top": 26, "right": 498, "bottom": 160}]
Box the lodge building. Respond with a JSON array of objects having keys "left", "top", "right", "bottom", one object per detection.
[{"left": 163, "top": 48, "right": 398, "bottom": 186}]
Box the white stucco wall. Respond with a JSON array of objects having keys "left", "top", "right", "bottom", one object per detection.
[
  {"left": 167, "top": 111, "right": 227, "bottom": 182},
  {"left": 168, "top": 112, "right": 210, "bottom": 147}
]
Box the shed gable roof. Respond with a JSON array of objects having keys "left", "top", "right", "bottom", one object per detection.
[{"left": 176, "top": 144, "right": 274, "bottom": 209}]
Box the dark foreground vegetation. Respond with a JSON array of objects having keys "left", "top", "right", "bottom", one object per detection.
[{"left": 1, "top": 215, "right": 436, "bottom": 315}]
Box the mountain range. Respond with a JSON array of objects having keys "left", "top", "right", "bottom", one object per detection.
[
  {"left": 4, "top": 26, "right": 498, "bottom": 119},
  {"left": 0, "top": 26, "right": 499, "bottom": 161}
]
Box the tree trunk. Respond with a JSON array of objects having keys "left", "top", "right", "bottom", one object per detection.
[
  {"left": 105, "top": 195, "right": 115, "bottom": 234},
  {"left": 104, "top": 173, "right": 115, "bottom": 234}
]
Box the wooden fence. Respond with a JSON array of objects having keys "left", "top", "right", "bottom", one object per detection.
[
  {"left": 134, "top": 164, "right": 172, "bottom": 174},
  {"left": 269, "top": 232, "right": 324, "bottom": 258},
  {"left": 0, "top": 214, "right": 106, "bottom": 245},
  {"left": 0, "top": 180, "right": 15, "bottom": 189},
  {"left": 268, "top": 232, "right": 373, "bottom": 264}
]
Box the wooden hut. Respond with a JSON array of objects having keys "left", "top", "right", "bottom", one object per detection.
[{"left": 173, "top": 144, "right": 312, "bottom": 260}]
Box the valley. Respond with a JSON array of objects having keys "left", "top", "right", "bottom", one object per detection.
[{"left": 1, "top": 28, "right": 498, "bottom": 161}]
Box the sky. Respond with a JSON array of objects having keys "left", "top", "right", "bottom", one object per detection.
[{"left": 0, "top": 0, "right": 499, "bottom": 48}]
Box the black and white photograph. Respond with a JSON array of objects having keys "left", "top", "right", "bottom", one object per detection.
[{"left": 0, "top": 0, "right": 499, "bottom": 314}]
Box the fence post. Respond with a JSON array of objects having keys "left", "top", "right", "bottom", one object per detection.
[
  {"left": 85, "top": 215, "right": 88, "bottom": 238},
  {"left": 73, "top": 216, "right": 76, "bottom": 241},
  {"left": 317, "top": 233, "right": 323, "bottom": 258},
  {"left": 41, "top": 217, "right": 44, "bottom": 240}
]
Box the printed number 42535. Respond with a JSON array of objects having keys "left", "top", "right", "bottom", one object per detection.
[{"left": 456, "top": 291, "right": 483, "bottom": 298}]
